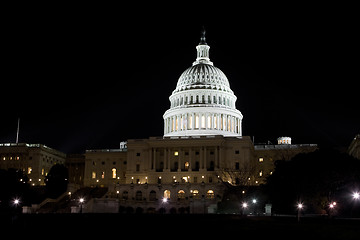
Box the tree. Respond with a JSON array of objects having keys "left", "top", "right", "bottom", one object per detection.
[
  {"left": 265, "top": 148, "right": 360, "bottom": 214},
  {"left": 216, "top": 163, "right": 257, "bottom": 214},
  {"left": 0, "top": 168, "right": 30, "bottom": 212},
  {"left": 45, "top": 164, "right": 69, "bottom": 198}
]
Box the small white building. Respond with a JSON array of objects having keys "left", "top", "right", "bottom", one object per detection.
[{"left": 277, "top": 137, "right": 292, "bottom": 145}]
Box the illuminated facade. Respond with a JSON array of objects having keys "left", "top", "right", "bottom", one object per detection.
[
  {"left": 163, "top": 29, "right": 243, "bottom": 137},
  {"left": 78, "top": 31, "right": 318, "bottom": 213},
  {"left": 0, "top": 143, "right": 66, "bottom": 186},
  {"left": 7, "top": 30, "right": 318, "bottom": 214}
]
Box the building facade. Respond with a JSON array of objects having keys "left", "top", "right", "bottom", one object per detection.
[
  {"left": 1, "top": 30, "right": 319, "bottom": 214},
  {"left": 0, "top": 143, "right": 66, "bottom": 186},
  {"left": 79, "top": 31, "right": 317, "bottom": 213}
]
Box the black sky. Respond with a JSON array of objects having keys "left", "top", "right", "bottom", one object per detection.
[{"left": 1, "top": 6, "right": 359, "bottom": 153}]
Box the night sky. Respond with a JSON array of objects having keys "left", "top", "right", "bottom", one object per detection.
[{"left": 2, "top": 7, "right": 359, "bottom": 154}]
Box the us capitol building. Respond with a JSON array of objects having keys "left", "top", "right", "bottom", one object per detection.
[{"left": 1, "top": 30, "right": 318, "bottom": 214}]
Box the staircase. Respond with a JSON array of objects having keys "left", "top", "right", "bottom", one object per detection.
[{"left": 36, "top": 187, "right": 108, "bottom": 213}]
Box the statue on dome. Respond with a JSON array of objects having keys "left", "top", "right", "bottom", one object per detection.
[{"left": 199, "top": 26, "right": 207, "bottom": 45}]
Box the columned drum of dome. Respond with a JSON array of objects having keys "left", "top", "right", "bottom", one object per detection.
[{"left": 163, "top": 30, "right": 243, "bottom": 137}]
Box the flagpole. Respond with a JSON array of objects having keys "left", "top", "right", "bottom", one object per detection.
[{"left": 16, "top": 118, "right": 20, "bottom": 144}]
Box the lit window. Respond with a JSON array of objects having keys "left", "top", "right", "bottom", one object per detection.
[
  {"left": 112, "top": 168, "right": 117, "bottom": 179},
  {"left": 207, "top": 190, "right": 215, "bottom": 199},
  {"left": 41, "top": 168, "right": 44, "bottom": 176},
  {"left": 27, "top": 167, "right": 32, "bottom": 174},
  {"left": 184, "top": 161, "right": 189, "bottom": 170},
  {"left": 174, "top": 151, "right": 179, "bottom": 156},
  {"left": 259, "top": 158, "right": 264, "bottom": 162},
  {"left": 192, "top": 190, "right": 200, "bottom": 199},
  {"left": 164, "top": 190, "right": 171, "bottom": 199},
  {"left": 259, "top": 171, "right": 263, "bottom": 177},
  {"left": 201, "top": 115, "right": 205, "bottom": 128},
  {"left": 101, "top": 171, "right": 105, "bottom": 179},
  {"left": 92, "top": 171, "right": 96, "bottom": 179},
  {"left": 178, "top": 190, "right": 185, "bottom": 199}
]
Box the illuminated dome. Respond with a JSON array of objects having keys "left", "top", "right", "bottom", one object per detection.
[
  {"left": 163, "top": 29, "right": 243, "bottom": 137},
  {"left": 173, "top": 63, "right": 233, "bottom": 94}
]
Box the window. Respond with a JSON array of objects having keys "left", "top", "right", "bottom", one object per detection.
[
  {"left": 184, "top": 162, "right": 189, "bottom": 170},
  {"left": 195, "top": 161, "right": 200, "bottom": 171},
  {"left": 207, "top": 190, "right": 215, "bottom": 199},
  {"left": 259, "top": 171, "right": 263, "bottom": 177},
  {"left": 164, "top": 190, "right": 171, "bottom": 199},
  {"left": 122, "top": 191, "right": 128, "bottom": 200},
  {"left": 28, "top": 167, "right": 32, "bottom": 174},
  {"left": 101, "top": 171, "right": 105, "bottom": 179},
  {"left": 201, "top": 115, "right": 205, "bottom": 128},
  {"left": 235, "top": 162, "right": 240, "bottom": 170},
  {"left": 178, "top": 190, "right": 185, "bottom": 199},
  {"left": 112, "top": 168, "right": 117, "bottom": 179},
  {"left": 192, "top": 190, "right": 200, "bottom": 199},
  {"left": 149, "top": 190, "right": 157, "bottom": 201},
  {"left": 135, "top": 191, "right": 142, "bottom": 201},
  {"left": 174, "top": 151, "right": 179, "bottom": 156},
  {"left": 92, "top": 171, "right": 96, "bottom": 179},
  {"left": 259, "top": 158, "right": 264, "bottom": 162},
  {"left": 136, "top": 164, "right": 140, "bottom": 172}
]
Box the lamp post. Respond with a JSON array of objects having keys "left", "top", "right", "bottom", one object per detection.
[
  {"left": 79, "top": 198, "right": 84, "bottom": 213},
  {"left": 353, "top": 192, "right": 360, "bottom": 200},
  {"left": 242, "top": 202, "right": 248, "bottom": 216},
  {"left": 329, "top": 201, "right": 336, "bottom": 218},
  {"left": 252, "top": 199, "right": 257, "bottom": 215},
  {"left": 297, "top": 203, "right": 303, "bottom": 223}
]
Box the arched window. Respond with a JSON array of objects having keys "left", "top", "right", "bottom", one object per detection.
[
  {"left": 195, "top": 114, "right": 199, "bottom": 129},
  {"left": 207, "top": 190, "right": 215, "bottom": 199},
  {"left": 122, "top": 191, "right": 128, "bottom": 200},
  {"left": 201, "top": 115, "right": 205, "bottom": 129},
  {"left": 149, "top": 190, "right": 157, "bottom": 201},
  {"left": 164, "top": 190, "right": 171, "bottom": 199},
  {"left": 135, "top": 191, "right": 142, "bottom": 201},
  {"left": 192, "top": 190, "right": 200, "bottom": 199},
  {"left": 178, "top": 190, "right": 185, "bottom": 199}
]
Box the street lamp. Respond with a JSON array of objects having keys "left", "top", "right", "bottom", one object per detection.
[
  {"left": 297, "top": 202, "right": 304, "bottom": 222},
  {"left": 13, "top": 198, "right": 20, "bottom": 206},
  {"left": 353, "top": 192, "right": 360, "bottom": 200},
  {"left": 79, "top": 198, "right": 84, "bottom": 213}
]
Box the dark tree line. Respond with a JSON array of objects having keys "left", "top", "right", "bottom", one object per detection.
[
  {"left": 264, "top": 148, "right": 360, "bottom": 215},
  {"left": 0, "top": 164, "right": 68, "bottom": 212}
]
